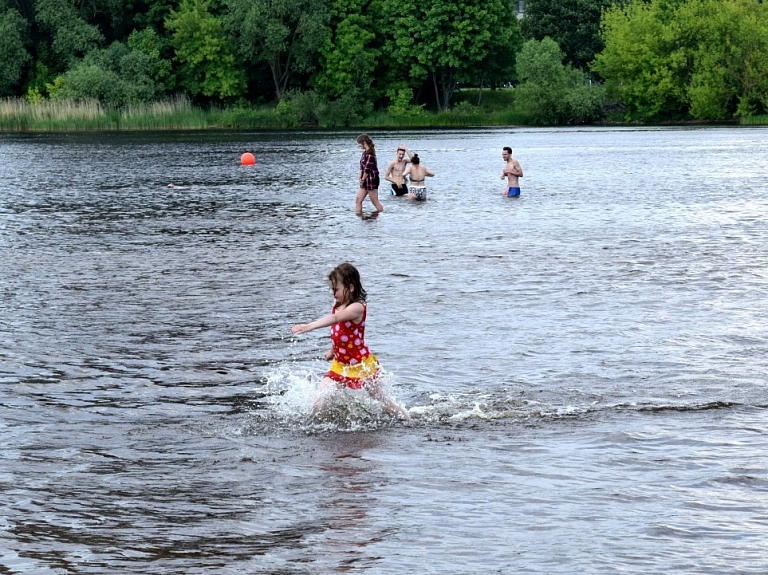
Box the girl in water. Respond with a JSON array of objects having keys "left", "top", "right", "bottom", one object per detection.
[
  {"left": 402, "top": 153, "right": 435, "bottom": 201},
  {"left": 356, "top": 134, "right": 384, "bottom": 214},
  {"left": 291, "top": 263, "right": 409, "bottom": 420}
]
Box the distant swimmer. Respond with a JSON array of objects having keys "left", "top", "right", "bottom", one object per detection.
[
  {"left": 356, "top": 134, "right": 384, "bottom": 214},
  {"left": 384, "top": 145, "right": 413, "bottom": 196},
  {"left": 501, "top": 146, "right": 523, "bottom": 197},
  {"left": 291, "top": 262, "right": 410, "bottom": 420},
  {"left": 402, "top": 154, "right": 435, "bottom": 201}
]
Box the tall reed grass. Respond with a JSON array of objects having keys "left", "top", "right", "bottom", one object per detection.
[
  {"left": 0, "top": 96, "right": 226, "bottom": 131},
  {"left": 1, "top": 94, "right": 529, "bottom": 132},
  {"left": 1, "top": 98, "right": 109, "bottom": 131},
  {"left": 740, "top": 115, "right": 768, "bottom": 126}
]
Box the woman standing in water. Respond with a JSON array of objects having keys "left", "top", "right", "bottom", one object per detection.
[
  {"left": 356, "top": 134, "right": 384, "bottom": 214},
  {"left": 403, "top": 153, "right": 435, "bottom": 201}
]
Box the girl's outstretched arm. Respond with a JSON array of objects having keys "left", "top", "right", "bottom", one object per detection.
[{"left": 291, "top": 302, "right": 364, "bottom": 334}]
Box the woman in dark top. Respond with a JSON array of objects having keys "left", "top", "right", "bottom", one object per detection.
[{"left": 356, "top": 134, "right": 384, "bottom": 214}]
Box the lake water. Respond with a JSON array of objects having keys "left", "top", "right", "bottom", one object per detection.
[{"left": 1, "top": 126, "right": 768, "bottom": 574}]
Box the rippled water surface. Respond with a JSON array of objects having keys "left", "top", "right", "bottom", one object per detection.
[{"left": 1, "top": 126, "right": 768, "bottom": 573}]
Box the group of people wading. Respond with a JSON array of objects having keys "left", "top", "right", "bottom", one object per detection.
[
  {"left": 355, "top": 134, "right": 436, "bottom": 214},
  {"left": 354, "top": 133, "right": 524, "bottom": 214}
]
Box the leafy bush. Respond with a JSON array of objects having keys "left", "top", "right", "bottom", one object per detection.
[
  {"left": 277, "top": 89, "right": 373, "bottom": 128},
  {"left": 60, "top": 42, "right": 167, "bottom": 106},
  {"left": 321, "top": 92, "right": 371, "bottom": 127},
  {"left": 277, "top": 89, "right": 323, "bottom": 126},
  {"left": 515, "top": 38, "right": 604, "bottom": 124},
  {"left": 61, "top": 65, "right": 126, "bottom": 106},
  {"left": 386, "top": 86, "right": 425, "bottom": 117},
  {"left": 451, "top": 100, "right": 482, "bottom": 115},
  {"left": 564, "top": 70, "right": 605, "bottom": 124}
]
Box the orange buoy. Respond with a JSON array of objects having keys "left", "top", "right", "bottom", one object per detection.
[{"left": 241, "top": 152, "right": 256, "bottom": 165}]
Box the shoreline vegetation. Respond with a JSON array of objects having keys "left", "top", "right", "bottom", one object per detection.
[
  {"left": 0, "top": 90, "right": 526, "bottom": 132},
  {"left": 3, "top": 0, "right": 766, "bottom": 131},
  {"left": 1, "top": 92, "right": 765, "bottom": 133}
]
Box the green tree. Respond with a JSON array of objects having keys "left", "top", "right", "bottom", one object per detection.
[
  {"left": 60, "top": 41, "right": 166, "bottom": 105},
  {"left": 386, "top": 0, "right": 518, "bottom": 111},
  {"left": 35, "top": 0, "right": 104, "bottom": 67},
  {"left": 521, "top": 0, "right": 619, "bottom": 70},
  {"left": 132, "top": 0, "right": 178, "bottom": 32},
  {"left": 681, "top": 0, "right": 768, "bottom": 119},
  {"left": 128, "top": 27, "right": 175, "bottom": 92},
  {"left": 593, "top": 0, "right": 768, "bottom": 120},
  {"left": 224, "top": 0, "right": 330, "bottom": 101},
  {"left": 515, "top": 37, "right": 569, "bottom": 123},
  {"left": 515, "top": 37, "right": 604, "bottom": 124},
  {"left": 165, "top": 0, "right": 245, "bottom": 100},
  {"left": 591, "top": 0, "right": 689, "bottom": 119},
  {"left": 471, "top": 11, "right": 523, "bottom": 104},
  {"left": 315, "top": 0, "right": 379, "bottom": 102},
  {"left": 0, "top": 5, "right": 31, "bottom": 96}
]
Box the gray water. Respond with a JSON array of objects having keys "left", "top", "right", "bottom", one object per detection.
[{"left": 1, "top": 126, "right": 768, "bottom": 574}]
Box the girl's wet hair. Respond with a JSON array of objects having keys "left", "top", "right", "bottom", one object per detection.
[
  {"left": 329, "top": 262, "right": 368, "bottom": 304},
  {"left": 356, "top": 134, "right": 376, "bottom": 156},
  {"left": 411, "top": 153, "right": 420, "bottom": 165}
]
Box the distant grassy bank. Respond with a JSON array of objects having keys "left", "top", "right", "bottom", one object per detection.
[
  {"left": 0, "top": 90, "right": 527, "bottom": 132},
  {"left": 0, "top": 97, "right": 281, "bottom": 131},
  {"left": 740, "top": 114, "right": 768, "bottom": 126},
  {"left": 2, "top": 91, "right": 765, "bottom": 132}
]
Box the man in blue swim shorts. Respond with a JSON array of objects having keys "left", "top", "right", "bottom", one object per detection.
[{"left": 501, "top": 146, "right": 523, "bottom": 197}]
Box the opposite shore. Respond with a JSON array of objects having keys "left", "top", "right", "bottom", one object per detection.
[{"left": 2, "top": 93, "right": 767, "bottom": 133}]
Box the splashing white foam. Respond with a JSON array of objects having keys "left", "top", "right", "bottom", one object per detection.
[
  {"left": 263, "top": 363, "right": 320, "bottom": 418},
  {"left": 261, "top": 363, "right": 409, "bottom": 430}
]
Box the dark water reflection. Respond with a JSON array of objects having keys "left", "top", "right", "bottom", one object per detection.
[{"left": 1, "top": 127, "right": 768, "bottom": 573}]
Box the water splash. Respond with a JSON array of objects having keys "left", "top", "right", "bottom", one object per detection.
[{"left": 259, "top": 363, "right": 410, "bottom": 432}]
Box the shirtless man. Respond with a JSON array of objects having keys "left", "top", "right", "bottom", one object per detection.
[
  {"left": 384, "top": 145, "right": 413, "bottom": 196},
  {"left": 501, "top": 146, "right": 523, "bottom": 197}
]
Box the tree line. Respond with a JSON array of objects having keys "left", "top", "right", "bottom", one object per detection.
[{"left": 1, "top": 0, "right": 766, "bottom": 124}]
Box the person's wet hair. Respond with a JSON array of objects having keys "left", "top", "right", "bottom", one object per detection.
[
  {"left": 411, "top": 153, "right": 420, "bottom": 165},
  {"left": 329, "top": 262, "right": 367, "bottom": 304},
  {"left": 503, "top": 146, "right": 512, "bottom": 154}
]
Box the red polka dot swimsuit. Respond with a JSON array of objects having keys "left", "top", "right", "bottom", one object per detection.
[{"left": 326, "top": 304, "right": 379, "bottom": 389}]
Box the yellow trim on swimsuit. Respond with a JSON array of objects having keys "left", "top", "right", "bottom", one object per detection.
[{"left": 327, "top": 355, "right": 380, "bottom": 388}]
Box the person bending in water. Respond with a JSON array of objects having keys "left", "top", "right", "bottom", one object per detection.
[
  {"left": 384, "top": 145, "right": 413, "bottom": 196},
  {"left": 501, "top": 146, "right": 523, "bottom": 197},
  {"left": 402, "top": 154, "right": 435, "bottom": 201},
  {"left": 291, "top": 262, "right": 410, "bottom": 420},
  {"left": 356, "top": 134, "right": 384, "bottom": 214}
]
